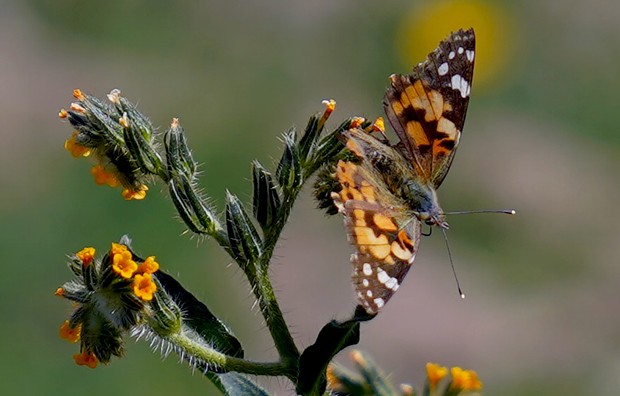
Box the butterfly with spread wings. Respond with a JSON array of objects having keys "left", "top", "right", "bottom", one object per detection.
[{"left": 331, "top": 28, "right": 476, "bottom": 314}]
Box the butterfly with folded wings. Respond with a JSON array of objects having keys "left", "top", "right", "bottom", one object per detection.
[{"left": 331, "top": 28, "right": 476, "bottom": 314}]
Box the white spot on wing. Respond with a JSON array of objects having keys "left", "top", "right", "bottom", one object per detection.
[
  {"left": 374, "top": 298, "right": 385, "bottom": 309},
  {"left": 362, "top": 263, "right": 372, "bottom": 276},
  {"left": 448, "top": 51, "right": 455, "bottom": 59},
  {"left": 458, "top": 47, "right": 464, "bottom": 54},
  {"left": 362, "top": 279, "right": 369, "bottom": 287},
  {"left": 377, "top": 269, "right": 390, "bottom": 284},
  {"left": 366, "top": 290, "right": 373, "bottom": 297},
  {"left": 466, "top": 50, "right": 474, "bottom": 62},
  {"left": 438, "top": 62, "right": 449, "bottom": 76},
  {"left": 451, "top": 74, "right": 470, "bottom": 98},
  {"left": 385, "top": 277, "right": 399, "bottom": 290}
]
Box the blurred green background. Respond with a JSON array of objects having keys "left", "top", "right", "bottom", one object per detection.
[{"left": 2, "top": 0, "right": 619, "bottom": 394}]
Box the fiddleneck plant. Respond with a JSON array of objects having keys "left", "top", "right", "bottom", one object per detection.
[{"left": 56, "top": 89, "right": 483, "bottom": 396}]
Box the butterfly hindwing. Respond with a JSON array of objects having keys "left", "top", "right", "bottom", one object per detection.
[
  {"left": 383, "top": 28, "right": 475, "bottom": 188},
  {"left": 332, "top": 160, "right": 421, "bottom": 314}
]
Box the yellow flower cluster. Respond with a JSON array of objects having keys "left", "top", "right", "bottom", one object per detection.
[
  {"left": 57, "top": 243, "right": 163, "bottom": 368},
  {"left": 110, "top": 243, "right": 159, "bottom": 301},
  {"left": 59, "top": 321, "right": 99, "bottom": 368},
  {"left": 90, "top": 166, "right": 149, "bottom": 200},
  {"left": 75, "top": 247, "right": 96, "bottom": 266},
  {"left": 64, "top": 131, "right": 91, "bottom": 158},
  {"left": 59, "top": 320, "right": 81, "bottom": 343},
  {"left": 426, "top": 362, "right": 482, "bottom": 393},
  {"left": 450, "top": 366, "right": 482, "bottom": 392},
  {"left": 73, "top": 351, "right": 98, "bottom": 369}
]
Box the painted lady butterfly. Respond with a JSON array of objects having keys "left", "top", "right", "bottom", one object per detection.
[{"left": 332, "top": 28, "right": 476, "bottom": 314}]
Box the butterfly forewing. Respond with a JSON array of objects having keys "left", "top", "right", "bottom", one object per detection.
[{"left": 383, "top": 28, "right": 475, "bottom": 188}]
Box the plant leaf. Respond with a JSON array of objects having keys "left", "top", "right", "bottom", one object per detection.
[
  {"left": 296, "top": 315, "right": 362, "bottom": 395},
  {"left": 205, "top": 372, "right": 270, "bottom": 396},
  {"left": 154, "top": 270, "right": 244, "bottom": 358}
]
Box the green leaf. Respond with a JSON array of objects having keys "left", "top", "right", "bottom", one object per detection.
[
  {"left": 205, "top": 372, "right": 270, "bottom": 396},
  {"left": 296, "top": 316, "right": 362, "bottom": 395},
  {"left": 154, "top": 270, "right": 244, "bottom": 358}
]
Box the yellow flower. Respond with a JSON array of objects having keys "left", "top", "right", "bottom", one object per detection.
[
  {"left": 137, "top": 256, "right": 159, "bottom": 275},
  {"left": 371, "top": 117, "right": 385, "bottom": 133},
  {"left": 121, "top": 185, "right": 148, "bottom": 200},
  {"left": 110, "top": 243, "right": 128, "bottom": 255},
  {"left": 426, "top": 362, "right": 448, "bottom": 389},
  {"left": 400, "top": 384, "right": 414, "bottom": 395},
  {"left": 350, "top": 117, "right": 365, "bottom": 129},
  {"left": 112, "top": 249, "right": 137, "bottom": 279},
  {"left": 76, "top": 247, "right": 95, "bottom": 266},
  {"left": 73, "top": 351, "right": 98, "bottom": 369},
  {"left": 91, "top": 165, "right": 120, "bottom": 187},
  {"left": 395, "top": 0, "right": 517, "bottom": 90},
  {"left": 318, "top": 99, "right": 336, "bottom": 130},
  {"left": 133, "top": 273, "right": 157, "bottom": 301},
  {"left": 64, "top": 131, "right": 91, "bottom": 158},
  {"left": 73, "top": 88, "right": 85, "bottom": 101},
  {"left": 59, "top": 320, "right": 81, "bottom": 343},
  {"left": 450, "top": 366, "right": 483, "bottom": 391},
  {"left": 325, "top": 364, "right": 344, "bottom": 393}
]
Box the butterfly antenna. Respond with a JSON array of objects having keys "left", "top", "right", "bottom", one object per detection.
[
  {"left": 445, "top": 209, "right": 516, "bottom": 216},
  {"left": 441, "top": 228, "right": 465, "bottom": 299}
]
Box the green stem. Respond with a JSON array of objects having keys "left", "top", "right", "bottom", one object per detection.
[
  {"left": 256, "top": 265, "right": 299, "bottom": 371},
  {"left": 250, "top": 187, "right": 304, "bottom": 378},
  {"left": 168, "top": 332, "right": 289, "bottom": 377}
]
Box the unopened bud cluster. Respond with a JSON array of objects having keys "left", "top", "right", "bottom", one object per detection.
[{"left": 60, "top": 89, "right": 164, "bottom": 199}]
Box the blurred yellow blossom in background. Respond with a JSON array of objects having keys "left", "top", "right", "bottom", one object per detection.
[{"left": 396, "top": 0, "right": 519, "bottom": 90}]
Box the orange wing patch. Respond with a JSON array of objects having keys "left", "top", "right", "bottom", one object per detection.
[
  {"left": 331, "top": 159, "right": 421, "bottom": 314},
  {"left": 389, "top": 74, "right": 461, "bottom": 158},
  {"left": 383, "top": 28, "right": 475, "bottom": 188}
]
